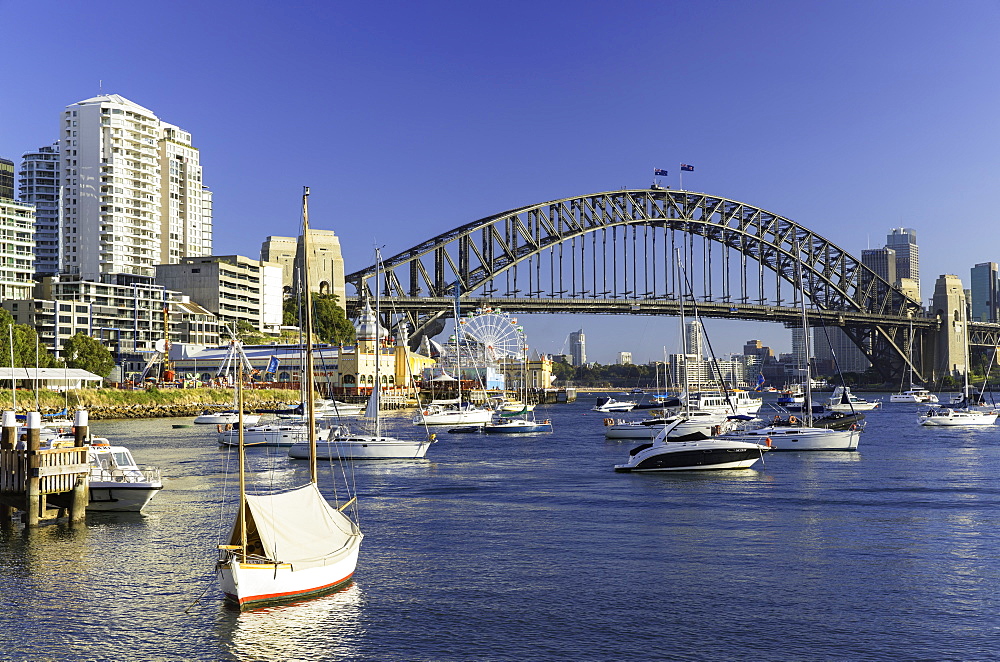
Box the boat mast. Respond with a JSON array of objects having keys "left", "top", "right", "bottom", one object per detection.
[
  {"left": 796, "top": 238, "right": 814, "bottom": 427},
  {"left": 237, "top": 355, "right": 247, "bottom": 563},
  {"left": 301, "top": 186, "right": 318, "bottom": 484},
  {"left": 373, "top": 248, "right": 383, "bottom": 438}
]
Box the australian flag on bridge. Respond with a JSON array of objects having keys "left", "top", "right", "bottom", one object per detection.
[
  {"left": 680, "top": 163, "right": 695, "bottom": 172},
  {"left": 653, "top": 168, "right": 669, "bottom": 177}
]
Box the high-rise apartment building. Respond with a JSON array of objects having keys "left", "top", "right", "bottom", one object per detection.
[
  {"left": 685, "top": 320, "right": 704, "bottom": 359},
  {"left": 886, "top": 227, "right": 919, "bottom": 299},
  {"left": 0, "top": 197, "right": 36, "bottom": 300},
  {"left": 569, "top": 329, "right": 586, "bottom": 366},
  {"left": 59, "top": 95, "right": 211, "bottom": 280},
  {"left": 970, "top": 262, "right": 1000, "bottom": 322},
  {"left": 19, "top": 143, "right": 61, "bottom": 276}
]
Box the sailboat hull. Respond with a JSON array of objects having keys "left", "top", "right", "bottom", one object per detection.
[
  {"left": 721, "top": 425, "right": 860, "bottom": 451},
  {"left": 288, "top": 436, "right": 432, "bottom": 459},
  {"left": 217, "top": 540, "right": 361, "bottom": 611}
]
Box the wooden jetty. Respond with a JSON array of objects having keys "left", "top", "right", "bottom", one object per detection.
[{"left": 0, "top": 411, "right": 90, "bottom": 527}]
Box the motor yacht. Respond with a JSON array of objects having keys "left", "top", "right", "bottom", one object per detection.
[{"left": 614, "top": 418, "right": 769, "bottom": 472}]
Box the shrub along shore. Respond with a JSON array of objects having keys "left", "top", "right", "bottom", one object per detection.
[{"left": 0, "top": 387, "right": 305, "bottom": 420}]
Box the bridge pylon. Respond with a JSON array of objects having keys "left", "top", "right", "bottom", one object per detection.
[{"left": 930, "top": 274, "right": 967, "bottom": 383}]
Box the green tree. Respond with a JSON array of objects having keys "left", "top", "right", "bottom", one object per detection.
[
  {"left": 0, "top": 309, "right": 60, "bottom": 368},
  {"left": 62, "top": 333, "right": 115, "bottom": 377},
  {"left": 283, "top": 294, "right": 356, "bottom": 345}
]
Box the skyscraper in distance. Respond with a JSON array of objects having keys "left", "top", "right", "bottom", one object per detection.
[
  {"left": 886, "top": 227, "right": 919, "bottom": 301},
  {"left": 19, "top": 143, "right": 60, "bottom": 276},
  {"left": 970, "top": 262, "right": 1000, "bottom": 322},
  {"left": 569, "top": 329, "right": 586, "bottom": 367}
]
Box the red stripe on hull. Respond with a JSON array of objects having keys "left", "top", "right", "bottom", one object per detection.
[{"left": 230, "top": 572, "right": 356, "bottom": 611}]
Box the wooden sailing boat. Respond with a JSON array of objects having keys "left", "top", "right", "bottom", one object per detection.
[{"left": 216, "top": 187, "right": 363, "bottom": 610}]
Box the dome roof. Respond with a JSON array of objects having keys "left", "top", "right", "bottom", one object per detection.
[{"left": 354, "top": 300, "right": 388, "bottom": 341}]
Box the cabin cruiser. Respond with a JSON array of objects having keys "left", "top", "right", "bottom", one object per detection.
[
  {"left": 276, "top": 399, "right": 364, "bottom": 418},
  {"left": 614, "top": 418, "right": 769, "bottom": 472},
  {"left": 826, "top": 386, "right": 881, "bottom": 412},
  {"left": 603, "top": 410, "right": 732, "bottom": 440},
  {"left": 686, "top": 390, "right": 762, "bottom": 417},
  {"left": 918, "top": 406, "right": 998, "bottom": 426},
  {"left": 412, "top": 402, "right": 493, "bottom": 426},
  {"left": 889, "top": 386, "right": 938, "bottom": 404},
  {"left": 592, "top": 396, "right": 637, "bottom": 413},
  {"left": 194, "top": 410, "right": 261, "bottom": 426},
  {"left": 35, "top": 432, "right": 162, "bottom": 511},
  {"left": 288, "top": 424, "right": 433, "bottom": 459}
]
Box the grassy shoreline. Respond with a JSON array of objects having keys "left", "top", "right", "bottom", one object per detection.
[{"left": 0, "top": 387, "right": 303, "bottom": 414}]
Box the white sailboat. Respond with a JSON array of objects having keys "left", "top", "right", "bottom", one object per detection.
[
  {"left": 720, "top": 240, "right": 860, "bottom": 451},
  {"left": 290, "top": 248, "right": 433, "bottom": 460},
  {"left": 918, "top": 319, "right": 997, "bottom": 426},
  {"left": 216, "top": 187, "right": 363, "bottom": 611},
  {"left": 890, "top": 321, "right": 939, "bottom": 403}
]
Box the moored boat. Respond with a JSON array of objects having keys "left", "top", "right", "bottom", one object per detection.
[{"left": 614, "top": 419, "right": 769, "bottom": 472}]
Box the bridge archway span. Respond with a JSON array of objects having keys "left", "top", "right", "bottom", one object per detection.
[{"left": 346, "top": 188, "right": 926, "bottom": 379}]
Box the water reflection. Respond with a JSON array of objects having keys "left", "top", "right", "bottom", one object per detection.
[{"left": 221, "top": 582, "right": 365, "bottom": 661}]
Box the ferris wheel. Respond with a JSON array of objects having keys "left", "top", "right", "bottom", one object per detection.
[{"left": 458, "top": 308, "right": 527, "bottom": 366}]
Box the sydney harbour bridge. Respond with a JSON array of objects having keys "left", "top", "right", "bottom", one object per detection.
[{"left": 344, "top": 187, "right": 1000, "bottom": 383}]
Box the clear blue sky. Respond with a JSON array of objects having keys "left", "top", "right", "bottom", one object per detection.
[{"left": 4, "top": 0, "right": 1000, "bottom": 363}]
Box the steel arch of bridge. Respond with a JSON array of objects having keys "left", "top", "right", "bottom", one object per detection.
[{"left": 346, "top": 188, "right": 930, "bottom": 379}]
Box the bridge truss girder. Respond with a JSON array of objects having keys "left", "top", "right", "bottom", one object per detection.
[{"left": 346, "top": 189, "right": 929, "bottom": 380}]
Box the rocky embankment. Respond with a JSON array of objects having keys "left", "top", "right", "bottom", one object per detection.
[{"left": 36, "top": 400, "right": 300, "bottom": 421}]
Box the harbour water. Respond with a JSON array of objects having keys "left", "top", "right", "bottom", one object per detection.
[{"left": 3, "top": 394, "right": 1000, "bottom": 660}]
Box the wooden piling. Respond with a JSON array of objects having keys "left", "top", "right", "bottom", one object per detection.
[
  {"left": 25, "top": 412, "right": 41, "bottom": 527},
  {"left": 69, "top": 410, "right": 88, "bottom": 525}
]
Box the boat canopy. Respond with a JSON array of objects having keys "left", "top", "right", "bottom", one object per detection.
[{"left": 239, "top": 484, "right": 358, "bottom": 570}]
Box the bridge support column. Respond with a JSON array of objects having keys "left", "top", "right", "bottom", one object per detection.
[{"left": 930, "top": 274, "right": 967, "bottom": 383}]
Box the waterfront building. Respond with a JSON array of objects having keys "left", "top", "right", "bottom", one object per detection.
[
  {"left": 790, "top": 327, "right": 808, "bottom": 374},
  {"left": 18, "top": 144, "right": 61, "bottom": 277},
  {"left": 59, "top": 94, "right": 211, "bottom": 281},
  {"left": 0, "top": 198, "right": 37, "bottom": 300},
  {"left": 970, "top": 262, "right": 999, "bottom": 322},
  {"left": 155, "top": 255, "right": 283, "bottom": 334},
  {"left": 4, "top": 274, "right": 219, "bottom": 363},
  {"left": 618, "top": 351, "right": 632, "bottom": 365},
  {"left": 569, "top": 329, "right": 586, "bottom": 366},
  {"left": 261, "top": 229, "right": 346, "bottom": 305}
]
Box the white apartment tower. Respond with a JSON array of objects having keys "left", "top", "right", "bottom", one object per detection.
[{"left": 59, "top": 95, "right": 211, "bottom": 280}]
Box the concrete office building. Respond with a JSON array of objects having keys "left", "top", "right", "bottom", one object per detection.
[
  {"left": 886, "top": 227, "right": 919, "bottom": 300},
  {"left": 155, "top": 255, "right": 283, "bottom": 334}
]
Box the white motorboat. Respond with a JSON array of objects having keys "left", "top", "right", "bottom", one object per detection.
[
  {"left": 37, "top": 431, "right": 163, "bottom": 512},
  {"left": 194, "top": 410, "right": 261, "bottom": 426},
  {"left": 826, "top": 386, "right": 881, "bottom": 412},
  {"left": 218, "top": 421, "right": 309, "bottom": 447},
  {"left": 685, "top": 390, "right": 762, "bottom": 417},
  {"left": 413, "top": 402, "right": 493, "bottom": 426},
  {"left": 277, "top": 399, "right": 364, "bottom": 418},
  {"left": 918, "top": 406, "right": 998, "bottom": 426},
  {"left": 603, "top": 410, "right": 730, "bottom": 440},
  {"left": 87, "top": 442, "right": 163, "bottom": 511},
  {"left": 217, "top": 188, "right": 362, "bottom": 611},
  {"left": 889, "top": 387, "right": 938, "bottom": 404},
  {"left": 592, "top": 396, "right": 636, "bottom": 413},
  {"left": 614, "top": 419, "right": 769, "bottom": 472}
]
